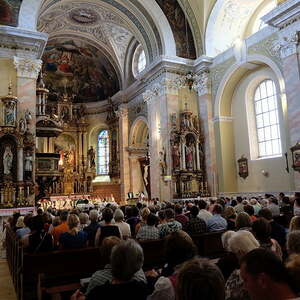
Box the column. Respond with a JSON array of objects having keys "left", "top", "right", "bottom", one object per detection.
[
  {"left": 118, "top": 104, "right": 130, "bottom": 202},
  {"left": 181, "top": 141, "right": 186, "bottom": 170},
  {"left": 196, "top": 142, "right": 201, "bottom": 170},
  {"left": 17, "top": 147, "right": 23, "bottom": 182},
  {"left": 14, "top": 57, "right": 42, "bottom": 202},
  {"left": 194, "top": 69, "right": 218, "bottom": 196}
]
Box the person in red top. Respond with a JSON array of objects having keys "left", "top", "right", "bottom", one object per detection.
[
  {"left": 51, "top": 210, "right": 69, "bottom": 247},
  {"left": 175, "top": 204, "right": 189, "bottom": 230}
]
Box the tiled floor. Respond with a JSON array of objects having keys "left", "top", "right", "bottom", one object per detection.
[{"left": 0, "top": 259, "right": 17, "bottom": 300}]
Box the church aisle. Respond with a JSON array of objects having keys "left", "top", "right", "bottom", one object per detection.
[{"left": 0, "top": 259, "right": 17, "bottom": 300}]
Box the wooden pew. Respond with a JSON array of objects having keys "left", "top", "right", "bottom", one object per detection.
[{"left": 5, "top": 229, "right": 225, "bottom": 299}]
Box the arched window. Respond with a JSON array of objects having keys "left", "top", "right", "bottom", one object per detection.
[
  {"left": 137, "top": 50, "right": 146, "bottom": 73},
  {"left": 132, "top": 44, "right": 146, "bottom": 77},
  {"left": 254, "top": 79, "right": 282, "bottom": 158},
  {"left": 97, "top": 130, "right": 109, "bottom": 175}
]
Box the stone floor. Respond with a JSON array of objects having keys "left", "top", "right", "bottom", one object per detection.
[{"left": 0, "top": 259, "right": 17, "bottom": 300}]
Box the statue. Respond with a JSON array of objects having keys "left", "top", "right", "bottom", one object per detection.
[
  {"left": 3, "top": 145, "right": 13, "bottom": 175},
  {"left": 172, "top": 143, "right": 180, "bottom": 169},
  {"left": 185, "top": 142, "right": 194, "bottom": 170},
  {"left": 159, "top": 147, "right": 167, "bottom": 175},
  {"left": 87, "top": 146, "right": 96, "bottom": 169},
  {"left": 5, "top": 104, "right": 15, "bottom": 126},
  {"left": 24, "top": 151, "right": 33, "bottom": 180}
]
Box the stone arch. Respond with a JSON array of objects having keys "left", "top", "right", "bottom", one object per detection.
[
  {"left": 205, "top": 0, "right": 272, "bottom": 57},
  {"left": 214, "top": 54, "right": 285, "bottom": 118},
  {"left": 129, "top": 117, "right": 149, "bottom": 147},
  {"left": 18, "top": 0, "right": 177, "bottom": 59},
  {"left": 213, "top": 55, "right": 287, "bottom": 194}
]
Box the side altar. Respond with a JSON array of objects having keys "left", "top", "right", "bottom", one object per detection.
[{"left": 0, "top": 83, "right": 35, "bottom": 208}]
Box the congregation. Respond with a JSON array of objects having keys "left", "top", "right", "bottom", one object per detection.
[{"left": 4, "top": 192, "right": 300, "bottom": 300}]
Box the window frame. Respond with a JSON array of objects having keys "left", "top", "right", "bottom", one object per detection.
[
  {"left": 132, "top": 44, "right": 147, "bottom": 78},
  {"left": 247, "top": 77, "right": 283, "bottom": 160},
  {"left": 97, "top": 129, "right": 110, "bottom": 175}
]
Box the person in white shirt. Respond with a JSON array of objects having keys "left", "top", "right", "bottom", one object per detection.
[{"left": 197, "top": 199, "right": 212, "bottom": 224}]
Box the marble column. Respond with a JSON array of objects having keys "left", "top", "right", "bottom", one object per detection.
[
  {"left": 194, "top": 69, "right": 217, "bottom": 196},
  {"left": 118, "top": 104, "right": 130, "bottom": 202},
  {"left": 17, "top": 147, "right": 23, "bottom": 182},
  {"left": 14, "top": 57, "right": 42, "bottom": 202}
]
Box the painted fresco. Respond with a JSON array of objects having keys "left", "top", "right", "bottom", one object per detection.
[
  {"left": 42, "top": 39, "right": 120, "bottom": 103},
  {"left": 0, "top": 0, "right": 22, "bottom": 27},
  {"left": 155, "top": 0, "right": 196, "bottom": 59}
]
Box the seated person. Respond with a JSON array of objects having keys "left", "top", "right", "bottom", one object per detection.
[
  {"left": 72, "top": 240, "right": 150, "bottom": 300},
  {"left": 148, "top": 231, "right": 198, "bottom": 300},
  {"left": 136, "top": 213, "right": 159, "bottom": 241},
  {"left": 85, "top": 236, "right": 146, "bottom": 296},
  {"left": 83, "top": 210, "right": 100, "bottom": 246},
  {"left": 95, "top": 208, "right": 121, "bottom": 246},
  {"left": 176, "top": 258, "right": 225, "bottom": 300},
  {"left": 22, "top": 215, "right": 53, "bottom": 253},
  {"left": 159, "top": 209, "right": 182, "bottom": 238},
  {"left": 240, "top": 248, "right": 298, "bottom": 300},
  {"left": 207, "top": 204, "right": 227, "bottom": 232},
  {"left": 59, "top": 214, "right": 88, "bottom": 249},
  {"left": 186, "top": 206, "right": 207, "bottom": 235},
  {"left": 252, "top": 218, "right": 282, "bottom": 259}
]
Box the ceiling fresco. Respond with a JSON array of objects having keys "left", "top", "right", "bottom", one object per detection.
[
  {"left": 155, "top": 0, "right": 196, "bottom": 59},
  {"left": 42, "top": 38, "right": 120, "bottom": 103},
  {"left": 0, "top": 0, "right": 22, "bottom": 27}
]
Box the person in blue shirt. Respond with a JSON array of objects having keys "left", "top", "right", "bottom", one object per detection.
[{"left": 207, "top": 204, "right": 227, "bottom": 232}]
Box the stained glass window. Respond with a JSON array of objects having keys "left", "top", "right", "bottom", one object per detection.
[
  {"left": 254, "top": 80, "right": 282, "bottom": 158},
  {"left": 97, "top": 130, "right": 109, "bottom": 175}
]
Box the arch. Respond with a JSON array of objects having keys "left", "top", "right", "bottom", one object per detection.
[
  {"left": 205, "top": 0, "right": 268, "bottom": 57},
  {"left": 18, "top": 0, "right": 43, "bottom": 30},
  {"left": 18, "top": 0, "right": 177, "bottom": 59},
  {"left": 214, "top": 54, "right": 285, "bottom": 119},
  {"left": 129, "top": 117, "right": 149, "bottom": 147},
  {"left": 213, "top": 55, "right": 289, "bottom": 194}
]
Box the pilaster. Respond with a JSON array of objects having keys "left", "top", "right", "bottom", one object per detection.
[
  {"left": 118, "top": 104, "right": 130, "bottom": 202},
  {"left": 263, "top": 0, "right": 300, "bottom": 190}
]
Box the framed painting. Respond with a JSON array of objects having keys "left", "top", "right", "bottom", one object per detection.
[
  {"left": 237, "top": 156, "right": 249, "bottom": 179},
  {"left": 291, "top": 142, "right": 300, "bottom": 172}
]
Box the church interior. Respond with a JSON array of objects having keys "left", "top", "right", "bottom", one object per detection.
[{"left": 1, "top": 0, "right": 300, "bottom": 299}]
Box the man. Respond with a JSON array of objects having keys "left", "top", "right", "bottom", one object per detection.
[
  {"left": 207, "top": 204, "right": 227, "bottom": 232},
  {"left": 234, "top": 196, "right": 244, "bottom": 214},
  {"left": 267, "top": 197, "right": 280, "bottom": 217},
  {"left": 186, "top": 205, "right": 207, "bottom": 235},
  {"left": 240, "top": 248, "right": 299, "bottom": 300},
  {"left": 51, "top": 210, "right": 69, "bottom": 246},
  {"left": 159, "top": 208, "right": 182, "bottom": 238},
  {"left": 197, "top": 199, "right": 212, "bottom": 224}
]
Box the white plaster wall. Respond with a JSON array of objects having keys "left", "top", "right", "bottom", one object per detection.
[{"left": 232, "top": 67, "right": 290, "bottom": 192}]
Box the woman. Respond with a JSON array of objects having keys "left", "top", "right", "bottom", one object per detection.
[
  {"left": 135, "top": 207, "right": 150, "bottom": 235},
  {"left": 224, "top": 207, "right": 236, "bottom": 230},
  {"left": 225, "top": 231, "right": 259, "bottom": 300},
  {"left": 235, "top": 212, "right": 252, "bottom": 231},
  {"left": 59, "top": 214, "right": 88, "bottom": 249},
  {"left": 176, "top": 258, "right": 225, "bottom": 300},
  {"left": 114, "top": 208, "right": 131, "bottom": 239},
  {"left": 95, "top": 208, "right": 121, "bottom": 246},
  {"left": 79, "top": 213, "right": 89, "bottom": 231},
  {"left": 23, "top": 215, "right": 54, "bottom": 253},
  {"left": 252, "top": 218, "right": 282, "bottom": 259}
]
